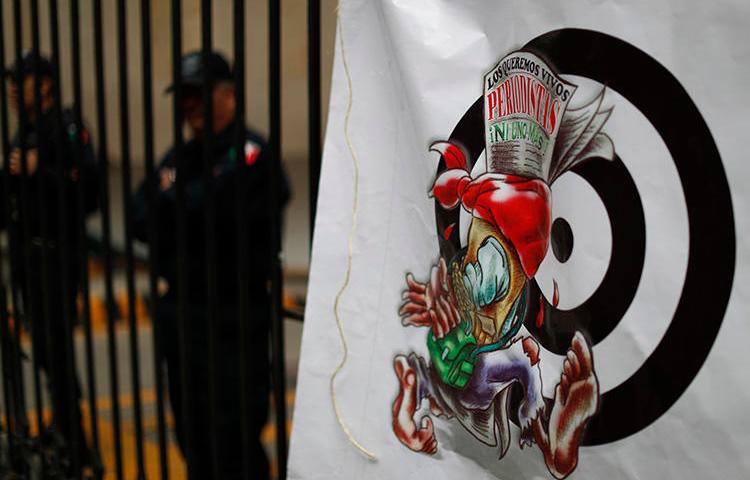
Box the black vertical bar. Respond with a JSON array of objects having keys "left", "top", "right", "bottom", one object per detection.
[
  {"left": 140, "top": 0, "right": 169, "bottom": 478},
  {"left": 70, "top": 0, "right": 102, "bottom": 470},
  {"left": 0, "top": 3, "right": 13, "bottom": 448},
  {"left": 92, "top": 0, "right": 124, "bottom": 477},
  {"left": 199, "top": 1, "right": 220, "bottom": 478},
  {"left": 232, "top": 1, "right": 251, "bottom": 479},
  {"left": 11, "top": 0, "right": 32, "bottom": 441},
  {"left": 1, "top": 287, "right": 25, "bottom": 475},
  {"left": 269, "top": 0, "right": 288, "bottom": 477},
  {"left": 0, "top": 0, "right": 13, "bottom": 274},
  {"left": 28, "top": 0, "right": 48, "bottom": 444},
  {"left": 0, "top": 288, "right": 15, "bottom": 458},
  {"left": 48, "top": 0, "right": 82, "bottom": 475},
  {"left": 0, "top": 1, "right": 24, "bottom": 459},
  {"left": 308, "top": 0, "right": 321, "bottom": 245},
  {"left": 170, "top": 0, "right": 194, "bottom": 475},
  {"left": 0, "top": 4, "right": 24, "bottom": 462},
  {"left": 115, "top": 1, "right": 147, "bottom": 477},
  {"left": 0, "top": 0, "right": 11, "bottom": 292}
]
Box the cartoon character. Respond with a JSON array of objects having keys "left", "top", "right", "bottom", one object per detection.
[{"left": 391, "top": 50, "right": 614, "bottom": 479}]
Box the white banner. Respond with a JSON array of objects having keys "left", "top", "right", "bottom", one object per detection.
[{"left": 289, "top": 1, "right": 750, "bottom": 478}]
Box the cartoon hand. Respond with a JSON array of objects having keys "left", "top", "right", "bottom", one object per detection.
[
  {"left": 399, "top": 273, "right": 431, "bottom": 328},
  {"left": 430, "top": 258, "right": 461, "bottom": 338},
  {"left": 463, "top": 237, "right": 510, "bottom": 308},
  {"left": 400, "top": 259, "right": 460, "bottom": 339}
]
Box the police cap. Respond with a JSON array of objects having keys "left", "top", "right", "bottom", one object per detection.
[
  {"left": 165, "top": 51, "right": 233, "bottom": 94},
  {"left": 3, "top": 51, "right": 54, "bottom": 80}
]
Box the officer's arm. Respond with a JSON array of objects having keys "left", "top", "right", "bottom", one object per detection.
[
  {"left": 132, "top": 154, "right": 175, "bottom": 243},
  {"left": 239, "top": 147, "right": 293, "bottom": 287}
]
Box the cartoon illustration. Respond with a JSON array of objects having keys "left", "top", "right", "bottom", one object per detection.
[{"left": 391, "top": 50, "right": 614, "bottom": 479}]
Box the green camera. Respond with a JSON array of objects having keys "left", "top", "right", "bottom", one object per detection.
[{"left": 427, "top": 320, "right": 478, "bottom": 389}]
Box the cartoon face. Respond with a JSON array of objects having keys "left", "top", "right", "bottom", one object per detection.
[{"left": 456, "top": 218, "right": 527, "bottom": 346}]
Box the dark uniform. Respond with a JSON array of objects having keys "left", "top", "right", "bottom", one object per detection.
[
  {"left": 0, "top": 101, "right": 97, "bottom": 465},
  {"left": 133, "top": 119, "right": 288, "bottom": 479}
]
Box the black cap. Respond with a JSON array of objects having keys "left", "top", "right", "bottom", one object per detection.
[
  {"left": 3, "top": 51, "right": 54, "bottom": 80},
  {"left": 165, "top": 51, "right": 233, "bottom": 94}
]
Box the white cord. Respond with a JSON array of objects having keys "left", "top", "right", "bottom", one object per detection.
[{"left": 328, "top": 1, "right": 378, "bottom": 462}]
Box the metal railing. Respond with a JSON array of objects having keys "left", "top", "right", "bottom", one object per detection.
[{"left": 0, "top": 0, "right": 323, "bottom": 478}]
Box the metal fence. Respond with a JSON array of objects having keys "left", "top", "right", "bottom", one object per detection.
[{"left": 0, "top": 0, "right": 323, "bottom": 478}]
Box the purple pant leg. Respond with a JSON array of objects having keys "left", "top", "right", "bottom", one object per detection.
[
  {"left": 405, "top": 339, "right": 545, "bottom": 435},
  {"left": 459, "top": 339, "right": 546, "bottom": 430}
]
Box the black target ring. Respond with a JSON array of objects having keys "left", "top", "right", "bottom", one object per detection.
[{"left": 434, "top": 28, "right": 735, "bottom": 445}]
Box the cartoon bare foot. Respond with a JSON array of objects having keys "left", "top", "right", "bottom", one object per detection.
[
  {"left": 392, "top": 355, "right": 438, "bottom": 454},
  {"left": 533, "top": 332, "right": 599, "bottom": 479}
]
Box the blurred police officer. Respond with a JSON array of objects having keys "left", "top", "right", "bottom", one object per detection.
[
  {"left": 133, "top": 51, "right": 289, "bottom": 480},
  {"left": 1, "top": 52, "right": 98, "bottom": 473}
]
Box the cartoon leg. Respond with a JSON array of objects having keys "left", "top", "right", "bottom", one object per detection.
[
  {"left": 392, "top": 355, "right": 438, "bottom": 454},
  {"left": 531, "top": 332, "right": 599, "bottom": 479},
  {"left": 459, "top": 337, "right": 546, "bottom": 421}
]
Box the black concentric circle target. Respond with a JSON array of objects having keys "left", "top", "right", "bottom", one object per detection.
[{"left": 434, "top": 29, "right": 735, "bottom": 445}]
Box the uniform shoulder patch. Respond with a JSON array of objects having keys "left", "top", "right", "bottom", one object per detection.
[{"left": 244, "top": 140, "right": 261, "bottom": 166}]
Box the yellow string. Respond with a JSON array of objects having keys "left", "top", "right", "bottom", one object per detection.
[{"left": 328, "top": 1, "right": 378, "bottom": 462}]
